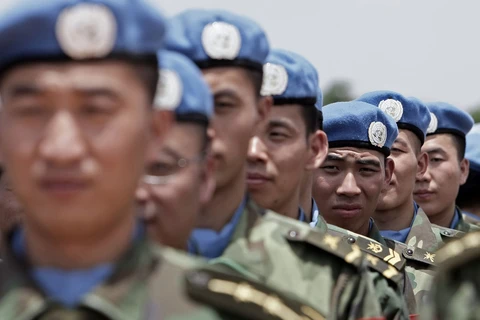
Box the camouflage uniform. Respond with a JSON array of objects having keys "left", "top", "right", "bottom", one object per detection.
[
  {"left": 215, "top": 209, "right": 410, "bottom": 320},
  {"left": 0, "top": 231, "right": 325, "bottom": 320},
  {"left": 452, "top": 207, "right": 480, "bottom": 232},
  {"left": 420, "top": 230, "right": 480, "bottom": 320}
]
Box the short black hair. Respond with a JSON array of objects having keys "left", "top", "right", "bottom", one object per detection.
[
  {"left": 244, "top": 69, "right": 263, "bottom": 97},
  {"left": 450, "top": 134, "right": 467, "bottom": 162},
  {"left": 457, "top": 168, "right": 480, "bottom": 207},
  {"left": 300, "top": 105, "right": 320, "bottom": 136}
]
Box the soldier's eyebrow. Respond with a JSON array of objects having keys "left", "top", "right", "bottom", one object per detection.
[
  {"left": 6, "top": 83, "right": 42, "bottom": 98},
  {"left": 213, "top": 89, "right": 241, "bottom": 101},
  {"left": 326, "top": 154, "right": 344, "bottom": 162},
  {"left": 424, "top": 147, "right": 447, "bottom": 156},
  {"left": 356, "top": 159, "right": 381, "bottom": 168},
  {"left": 268, "top": 119, "right": 295, "bottom": 131},
  {"left": 76, "top": 87, "right": 118, "bottom": 99}
]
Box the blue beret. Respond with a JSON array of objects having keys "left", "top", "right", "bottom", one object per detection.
[
  {"left": 156, "top": 50, "right": 213, "bottom": 124},
  {"left": 261, "top": 49, "right": 318, "bottom": 105},
  {"left": 165, "top": 9, "right": 269, "bottom": 72},
  {"left": 316, "top": 88, "right": 323, "bottom": 112},
  {"left": 0, "top": 0, "right": 166, "bottom": 73},
  {"left": 465, "top": 123, "right": 480, "bottom": 172},
  {"left": 356, "top": 91, "right": 431, "bottom": 145},
  {"left": 425, "top": 102, "right": 474, "bottom": 138},
  {"left": 323, "top": 101, "right": 399, "bottom": 156}
]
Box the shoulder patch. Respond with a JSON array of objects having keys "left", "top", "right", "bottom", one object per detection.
[
  {"left": 435, "top": 231, "right": 480, "bottom": 271},
  {"left": 284, "top": 227, "right": 363, "bottom": 267},
  {"left": 354, "top": 236, "right": 406, "bottom": 271},
  {"left": 401, "top": 246, "right": 437, "bottom": 267},
  {"left": 185, "top": 268, "right": 326, "bottom": 320}
]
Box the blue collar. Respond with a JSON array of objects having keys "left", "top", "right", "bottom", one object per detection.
[
  {"left": 379, "top": 202, "right": 419, "bottom": 243},
  {"left": 298, "top": 207, "right": 306, "bottom": 222},
  {"left": 310, "top": 199, "right": 319, "bottom": 227},
  {"left": 449, "top": 207, "right": 461, "bottom": 229},
  {"left": 12, "top": 223, "right": 143, "bottom": 307},
  {"left": 188, "top": 196, "right": 247, "bottom": 259}
]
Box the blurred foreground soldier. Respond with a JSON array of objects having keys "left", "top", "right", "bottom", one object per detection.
[
  {"left": 456, "top": 123, "right": 480, "bottom": 219},
  {"left": 414, "top": 102, "right": 480, "bottom": 232},
  {"left": 358, "top": 91, "right": 461, "bottom": 306},
  {"left": 137, "top": 50, "right": 216, "bottom": 251},
  {"left": 0, "top": 168, "right": 23, "bottom": 234},
  {"left": 166, "top": 9, "right": 272, "bottom": 259},
  {"left": 421, "top": 231, "right": 480, "bottom": 320},
  {"left": 247, "top": 49, "right": 328, "bottom": 223},
  {"left": 0, "top": 2, "right": 316, "bottom": 319},
  {"left": 299, "top": 90, "right": 323, "bottom": 227}
]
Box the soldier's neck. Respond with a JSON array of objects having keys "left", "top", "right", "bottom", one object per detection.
[
  {"left": 200, "top": 169, "right": 246, "bottom": 232},
  {"left": 374, "top": 199, "right": 415, "bottom": 231},
  {"left": 270, "top": 188, "right": 301, "bottom": 221},
  {"left": 428, "top": 202, "right": 456, "bottom": 228},
  {"left": 24, "top": 214, "right": 135, "bottom": 269},
  {"left": 299, "top": 174, "right": 313, "bottom": 222}
]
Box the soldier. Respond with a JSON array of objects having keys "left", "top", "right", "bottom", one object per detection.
[
  {"left": 299, "top": 91, "right": 323, "bottom": 227},
  {"left": 246, "top": 49, "right": 327, "bottom": 223},
  {"left": 456, "top": 123, "right": 480, "bottom": 219},
  {"left": 0, "top": 1, "right": 320, "bottom": 319},
  {"left": 357, "top": 91, "right": 461, "bottom": 306},
  {"left": 414, "top": 102, "right": 480, "bottom": 232},
  {"left": 420, "top": 230, "right": 480, "bottom": 320},
  {"left": 166, "top": 9, "right": 272, "bottom": 259},
  {"left": 136, "top": 50, "right": 216, "bottom": 251}
]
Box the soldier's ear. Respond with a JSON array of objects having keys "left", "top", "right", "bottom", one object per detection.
[
  {"left": 459, "top": 158, "right": 469, "bottom": 185},
  {"left": 256, "top": 96, "right": 272, "bottom": 125},
  {"left": 416, "top": 151, "right": 428, "bottom": 178},
  {"left": 384, "top": 157, "right": 395, "bottom": 186},
  {"left": 305, "top": 129, "right": 328, "bottom": 170},
  {"left": 150, "top": 109, "right": 173, "bottom": 143}
]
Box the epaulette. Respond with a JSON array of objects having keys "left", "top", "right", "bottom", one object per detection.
[
  {"left": 383, "top": 239, "right": 437, "bottom": 268},
  {"left": 435, "top": 231, "right": 480, "bottom": 271},
  {"left": 185, "top": 268, "right": 327, "bottom": 320},
  {"left": 432, "top": 225, "right": 464, "bottom": 239},
  {"left": 274, "top": 217, "right": 403, "bottom": 283},
  {"left": 326, "top": 226, "right": 406, "bottom": 272}
]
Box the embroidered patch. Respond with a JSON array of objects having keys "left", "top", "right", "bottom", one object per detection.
[
  {"left": 378, "top": 99, "right": 403, "bottom": 122},
  {"left": 56, "top": 3, "right": 117, "bottom": 60},
  {"left": 201, "top": 22, "right": 241, "bottom": 60},
  {"left": 260, "top": 63, "right": 289, "bottom": 96},
  {"left": 154, "top": 69, "right": 183, "bottom": 111},
  {"left": 368, "top": 121, "right": 387, "bottom": 147},
  {"left": 427, "top": 112, "right": 438, "bottom": 133}
]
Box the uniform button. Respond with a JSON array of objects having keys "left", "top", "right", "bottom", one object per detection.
[
  {"left": 406, "top": 249, "right": 414, "bottom": 256},
  {"left": 441, "top": 230, "right": 451, "bottom": 236},
  {"left": 288, "top": 230, "right": 298, "bottom": 238},
  {"left": 347, "top": 237, "right": 356, "bottom": 244}
]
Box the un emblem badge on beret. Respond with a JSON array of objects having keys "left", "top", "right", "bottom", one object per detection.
[
  {"left": 260, "top": 63, "right": 288, "bottom": 96},
  {"left": 368, "top": 122, "right": 387, "bottom": 148},
  {"left": 202, "top": 22, "right": 241, "bottom": 60},
  {"left": 154, "top": 70, "right": 183, "bottom": 111},
  {"left": 56, "top": 3, "right": 117, "bottom": 60},
  {"left": 378, "top": 99, "right": 403, "bottom": 122},
  {"left": 427, "top": 112, "right": 438, "bottom": 133}
]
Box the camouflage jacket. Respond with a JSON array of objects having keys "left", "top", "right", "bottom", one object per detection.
[
  {"left": 325, "top": 221, "right": 416, "bottom": 315},
  {"left": 215, "top": 211, "right": 410, "bottom": 320},
  {"left": 420, "top": 231, "right": 480, "bottom": 320},
  {"left": 0, "top": 232, "right": 322, "bottom": 320},
  {"left": 452, "top": 207, "right": 480, "bottom": 233}
]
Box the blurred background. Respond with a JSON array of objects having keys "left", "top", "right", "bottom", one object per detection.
[{"left": 158, "top": 0, "right": 480, "bottom": 121}]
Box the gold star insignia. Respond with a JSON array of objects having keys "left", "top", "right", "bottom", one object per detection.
[
  {"left": 323, "top": 234, "right": 340, "bottom": 250},
  {"left": 424, "top": 252, "right": 436, "bottom": 263},
  {"left": 367, "top": 241, "right": 383, "bottom": 254}
]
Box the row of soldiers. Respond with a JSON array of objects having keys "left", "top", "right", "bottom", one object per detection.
[{"left": 0, "top": 0, "right": 478, "bottom": 319}]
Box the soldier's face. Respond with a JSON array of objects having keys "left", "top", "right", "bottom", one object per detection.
[
  {"left": 376, "top": 130, "right": 426, "bottom": 211},
  {"left": 137, "top": 123, "right": 215, "bottom": 250},
  {"left": 414, "top": 134, "right": 469, "bottom": 220},
  {"left": 202, "top": 67, "right": 269, "bottom": 191},
  {"left": 0, "top": 61, "right": 162, "bottom": 239},
  {"left": 313, "top": 147, "right": 393, "bottom": 235},
  {"left": 246, "top": 106, "right": 314, "bottom": 215}
]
